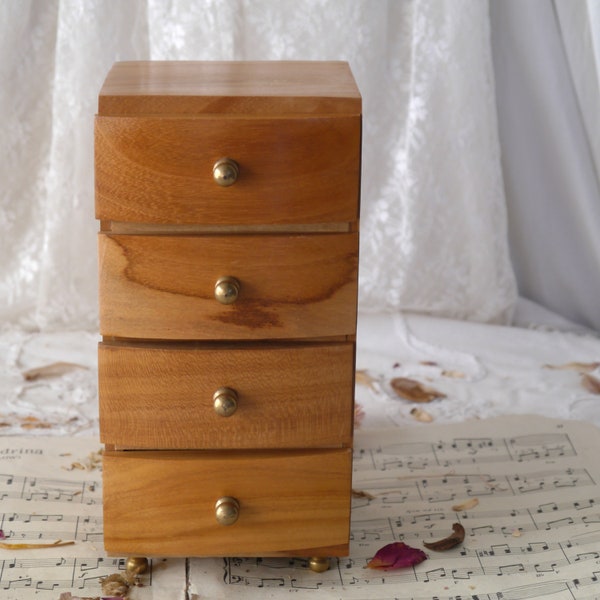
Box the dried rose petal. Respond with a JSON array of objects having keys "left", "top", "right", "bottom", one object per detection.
[
  {"left": 354, "top": 403, "right": 365, "bottom": 428},
  {"left": 452, "top": 498, "right": 479, "bottom": 511},
  {"left": 366, "top": 542, "right": 427, "bottom": 570},
  {"left": 423, "top": 523, "right": 465, "bottom": 551},
  {"left": 582, "top": 373, "right": 600, "bottom": 394},
  {"left": 0, "top": 530, "right": 5, "bottom": 540},
  {"left": 410, "top": 407, "right": 434, "bottom": 423},
  {"left": 390, "top": 377, "right": 446, "bottom": 403},
  {"left": 352, "top": 488, "right": 375, "bottom": 500},
  {"left": 356, "top": 370, "right": 379, "bottom": 391},
  {"left": 544, "top": 362, "right": 600, "bottom": 372}
]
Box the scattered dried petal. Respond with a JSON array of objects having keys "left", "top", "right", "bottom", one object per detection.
[
  {"left": 20, "top": 416, "right": 53, "bottom": 430},
  {"left": 366, "top": 542, "right": 427, "bottom": 570},
  {"left": 63, "top": 449, "right": 103, "bottom": 472},
  {"left": 59, "top": 594, "right": 104, "bottom": 600},
  {"left": 354, "top": 403, "right": 365, "bottom": 428},
  {"left": 410, "top": 407, "right": 434, "bottom": 423},
  {"left": 452, "top": 498, "right": 479, "bottom": 511},
  {"left": 22, "top": 361, "right": 88, "bottom": 381},
  {"left": 352, "top": 489, "right": 375, "bottom": 500},
  {"left": 0, "top": 530, "right": 4, "bottom": 539},
  {"left": 101, "top": 573, "right": 130, "bottom": 597},
  {"left": 582, "top": 373, "right": 600, "bottom": 395},
  {"left": 420, "top": 361, "right": 438, "bottom": 367},
  {"left": 0, "top": 539, "right": 74, "bottom": 550},
  {"left": 442, "top": 370, "right": 466, "bottom": 379},
  {"left": 511, "top": 529, "right": 522, "bottom": 537},
  {"left": 356, "top": 370, "right": 379, "bottom": 391},
  {"left": 423, "top": 523, "right": 465, "bottom": 551},
  {"left": 391, "top": 377, "right": 446, "bottom": 403},
  {"left": 544, "top": 362, "right": 600, "bottom": 373}
]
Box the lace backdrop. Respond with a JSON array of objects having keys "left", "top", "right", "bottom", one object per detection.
[{"left": 1, "top": 0, "right": 529, "bottom": 331}]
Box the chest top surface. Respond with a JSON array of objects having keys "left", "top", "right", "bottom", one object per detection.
[{"left": 98, "top": 61, "right": 361, "bottom": 116}]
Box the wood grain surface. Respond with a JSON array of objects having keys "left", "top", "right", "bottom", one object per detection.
[
  {"left": 98, "top": 232, "right": 359, "bottom": 340},
  {"left": 99, "top": 341, "right": 355, "bottom": 449},
  {"left": 95, "top": 115, "right": 360, "bottom": 225},
  {"left": 98, "top": 60, "right": 361, "bottom": 115},
  {"left": 103, "top": 447, "right": 352, "bottom": 557}
]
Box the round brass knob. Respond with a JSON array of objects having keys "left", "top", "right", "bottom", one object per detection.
[
  {"left": 213, "top": 387, "right": 238, "bottom": 417},
  {"left": 125, "top": 557, "right": 149, "bottom": 576},
  {"left": 214, "top": 276, "right": 240, "bottom": 305},
  {"left": 213, "top": 158, "right": 239, "bottom": 187},
  {"left": 308, "top": 557, "right": 330, "bottom": 572},
  {"left": 215, "top": 496, "right": 240, "bottom": 526}
]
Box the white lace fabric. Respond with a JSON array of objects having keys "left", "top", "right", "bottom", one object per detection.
[{"left": 1, "top": 0, "right": 516, "bottom": 332}]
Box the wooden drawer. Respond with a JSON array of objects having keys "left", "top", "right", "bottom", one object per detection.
[
  {"left": 95, "top": 115, "right": 361, "bottom": 225},
  {"left": 99, "top": 341, "right": 354, "bottom": 449},
  {"left": 98, "top": 232, "right": 358, "bottom": 340},
  {"left": 103, "top": 448, "right": 352, "bottom": 557}
]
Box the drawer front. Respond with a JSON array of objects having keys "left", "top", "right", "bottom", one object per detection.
[
  {"left": 98, "top": 232, "right": 358, "bottom": 340},
  {"left": 95, "top": 115, "right": 360, "bottom": 225},
  {"left": 99, "top": 342, "right": 354, "bottom": 449},
  {"left": 103, "top": 448, "right": 351, "bottom": 557}
]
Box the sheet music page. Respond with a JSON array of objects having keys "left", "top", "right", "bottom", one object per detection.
[
  {"left": 0, "top": 436, "right": 185, "bottom": 600},
  {"left": 190, "top": 416, "right": 600, "bottom": 600}
]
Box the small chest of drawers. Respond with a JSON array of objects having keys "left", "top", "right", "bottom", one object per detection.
[{"left": 95, "top": 61, "right": 361, "bottom": 561}]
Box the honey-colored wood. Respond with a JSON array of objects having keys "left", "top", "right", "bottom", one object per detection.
[
  {"left": 98, "top": 61, "right": 361, "bottom": 116},
  {"left": 98, "top": 341, "right": 355, "bottom": 449},
  {"left": 96, "top": 60, "right": 361, "bottom": 561},
  {"left": 102, "top": 448, "right": 352, "bottom": 557},
  {"left": 104, "top": 221, "right": 353, "bottom": 234},
  {"left": 98, "top": 232, "right": 359, "bottom": 340},
  {"left": 95, "top": 115, "right": 360, "bottom": 225}
]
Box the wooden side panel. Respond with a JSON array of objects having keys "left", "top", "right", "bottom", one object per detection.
[
  {"left": 95, "top": 115, "right": 360, "bottom": 225},
  {"left": 99, "top": 342, "right": 355, "bottom": 449},
  {"left": 103, "top": 448, "right": 352, "bottom": 557},
  {"left": 98, "top": 232, "right": 359, "bottom": 340}
]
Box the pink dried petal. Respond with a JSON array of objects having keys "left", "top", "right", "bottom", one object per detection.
[
  {"left": 0, "top": 530, "right": 5, "bottom": 540},
  {"left": 366, "top": 542, "right": 427, "bottom": 570}
]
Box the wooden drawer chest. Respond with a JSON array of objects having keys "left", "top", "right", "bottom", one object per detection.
[{"left": 95, "top": 61, "right": 361, "bottom": 564}]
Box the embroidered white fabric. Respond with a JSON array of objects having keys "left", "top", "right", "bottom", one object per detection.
[{"left": 0, "top": 0, "right": 517, "bottom": 332}]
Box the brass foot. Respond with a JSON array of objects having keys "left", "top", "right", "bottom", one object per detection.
[
  {"left": 308, "top": 557, "right": 330, "bottom": 573},
  {"left": 125, "top": 556, "right": 149, "bottom": 576}
]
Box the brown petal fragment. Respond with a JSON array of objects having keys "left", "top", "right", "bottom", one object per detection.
[
  {"left": 544, "top": 362, "right": 600, "bottom": 373},
  {"left": 423, "top": 523, "right": 465, "bottom": 552},
  {"left": 356, "top": 370, "right": 379, "bottom": 391},
  {"left": 582, "top": 373, "right": 600, "bottom": 395},
  {"left": 354, "top": 403, "right": 365, "bottom": 428},
  {"left": 0, "top": 540, "right": 74, "bottom": 550},
  {"left": 452, "top": 498, "right": 479, "bottom": 511},
  {"left": 410, "top": 407, "right": 434, "bottom": 423},
  {"left": 442, "top": 370, "right": 466, "bottom": 379},
  {"left": 22, "top": 361, "right": 88, "bottom": 381},
  {"left": 352, "top": 489, "right": 376, "bottom": 500},
  {"left": 391, "top": 377, "right": 446, "bottom": 403}
]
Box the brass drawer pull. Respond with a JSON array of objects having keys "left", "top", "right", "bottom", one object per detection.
[
  {"left": 213, "top": 387, "right": 238, "bottom": 417},
  {"left": 215, "top": 496, "right": 240, "bottom": 525},
  {"left": 212, "top": 157, "right": 239, "bottom": 187},
  {"left": 214, "top": 276, "right": 240, "bottom": 305}
]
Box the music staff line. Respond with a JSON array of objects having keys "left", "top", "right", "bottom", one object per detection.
[
  {"left": 0, "top": 557, "right": 147, "bottom": 592},
  {"left": 351, "top": 516, "right": 600, "bottom": 544},
  {"left": 0, "top": 474, "right": 100, "bottom": 505},
  {"left": 224, "top": 554, "right": 600, "bottom": 589},
  {"left": 351, "top": 468, "right": 595, "bottom": 507},
  {"left": 353, "top": 433, "right": 577, "bottom": 471},
  {"left": 224, "top": 572, "right": 600, "bottom": 600}
]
